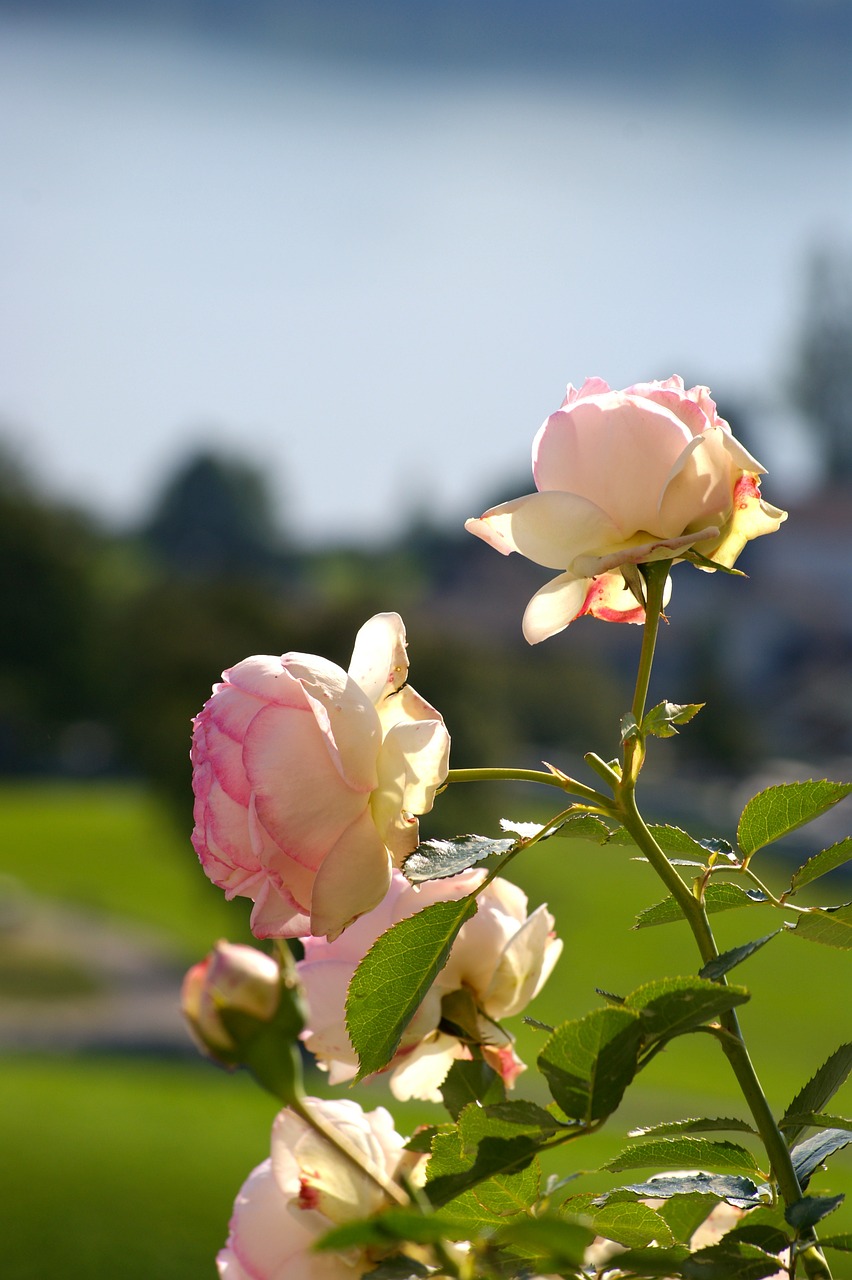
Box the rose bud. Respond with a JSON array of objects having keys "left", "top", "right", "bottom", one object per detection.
[{"left": 181, "top": 940, "right": 280, "bottom": 1064}]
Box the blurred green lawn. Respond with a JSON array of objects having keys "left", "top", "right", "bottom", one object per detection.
[{"left": 1, "top": 782, "right": 850, "bottom": 1277}]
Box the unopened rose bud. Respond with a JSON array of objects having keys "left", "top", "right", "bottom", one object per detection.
[{"left": 181, "top": 940, "right": 280, "bottom": 1064}]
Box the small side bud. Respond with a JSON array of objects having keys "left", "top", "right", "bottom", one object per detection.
[{"left": 181, "top": 940, "right": 280, "bottom": 1065}]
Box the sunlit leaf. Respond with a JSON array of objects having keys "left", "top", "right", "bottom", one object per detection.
[
  {"left": 629, "top": 1117, "right": 756, "bottom": 1139},
  {"left": 538, "top": 1006, "right": 644, "bottom": 1123},
  {"left": 346, "top": 896, "right": 477, "bottom": 1078},
  {"left": 612, "top": 1172, "right": 768, "bottom": 1209},
  {"left": 552, "top": 813, "right": 614, "bottom": 843},
  {"left": 642, "top": 700, "right": 704, "bottom": 739},
  {"left": 659, "top": 1192, "right": 724, "bottom": 1244},
  {"left": 591, "top": 1200, "right": 675, "bottom": 1248},
  {"left": 698, "top": 932, "right": 781, "bottom": 982},
  {"left": 787, "top": 837, "right": 852, "bottom": 896},
  {"left": 780, "top": 1044, "right": 852, "bottom": 1144},
  {"left": 636, "top": 883, "right": 767, "bottom": 929},
  {"left": 489, "top": 1216, "right": 595, "bottom": 1269},
  {"left": 402, "top": 835, "right": 515, "bottom": 883},
  {"left": 787, "top": 903, "right": 852, "bottom": 950},
  {"left": 737, "top": 780, "right": 852, "bottom": 858},
  {"left": 604, "top": 1137, "right": 764, "bottom": 1179},
  {"left": 624, "top": 974, "right": 749, "bottom": 1040},
  {"left": 425, "top": 1102, "right": 548, "bottom": 1207}
]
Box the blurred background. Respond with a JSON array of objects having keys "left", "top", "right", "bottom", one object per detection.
[{"left": 2, "top": 1, "right": 852, "bottom": 1275}]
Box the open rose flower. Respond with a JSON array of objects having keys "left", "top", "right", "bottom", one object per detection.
[
  {"left": 217, "top": 1097, "right": 419, "bottom": 1280},
  {"left": 191, "top": 613, "right": 450, "bottom": 940},
  {"left": 297, "top": 869, "right": 562, "bottom": 1102},
  {"left": 466, "top": 375, "right": 786, "bottom": 643}
]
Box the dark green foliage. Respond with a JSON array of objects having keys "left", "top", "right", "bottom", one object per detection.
[
  {"left": 785, "top": 1194, "right": 845, "bottom": 1229},
  {"left": 635, "top": 883, "right": 767, "bottom": 929},
  {"left": 698, "top": 932, "right": 781, "bottom": 982},
  {"left": 440, "top": 1059, "right": 506, "bottom": 1120},
  {"left": 780, "top": 1043, "right": 852, "bottom": 1144},
  {"left": 537, "top": 1007, "right": 645, "bottom": 1123},
  {"left": 791, "top": 1128, "right": 852, "bottom": 1188}
]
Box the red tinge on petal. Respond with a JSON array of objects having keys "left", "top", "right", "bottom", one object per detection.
[{"left": 297, "top": 1177, "right": 320, "bottom": 1211}]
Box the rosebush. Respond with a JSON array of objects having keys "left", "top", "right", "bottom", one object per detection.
[
  {"left": 191, "top": 613, "right": 450, "bottom": 939},
  {"left": 297, "top": 868, "right": 562, "bottom": 1100},
  {"left": 217, "top": 1098, "right": 417, "bottom": 1280},
  {"left": 465, "top": 375, "right": 786, "bottom": 642}
]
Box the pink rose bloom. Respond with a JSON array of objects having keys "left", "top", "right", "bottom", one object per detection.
[
  {"left": 466, "top": 376, "right": 786, "bottom": 642},
  {"left": 181, "top": 940, "right": 280, "bottom": 1061},
  {"left": 298, "top": 869, "right": 562, "bottom": 1102},
  {"left": 217, "top": 1097, "right": 416, "bottom": 1280},
  {"left": 191, "top": 613, "right": 450, "bottom": 941}
]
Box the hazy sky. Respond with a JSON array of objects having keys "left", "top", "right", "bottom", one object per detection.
[{"left": 1, "top": 12, "right": 849, "bottom": 540}]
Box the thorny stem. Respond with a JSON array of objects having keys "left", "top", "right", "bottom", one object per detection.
[{"left": 611, "top": 562, "right": 832, "bottom": 1280}]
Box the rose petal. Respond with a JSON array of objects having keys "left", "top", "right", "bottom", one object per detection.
[
  {"left": 225, "top": 656, "right": 311, "bottom": 709},
  {"left": 466, "top": 490, "right": 625, "bottom": 570},
  {"left": 244, "top": 704, "right": 369, "bottom": 870},
  {"left": 521, "top": 572, "right": 594, "bottom": 643},
  {"left": 281, "top": 654, "right": 381, "bottom": 793},
  {"left": 483, "top": 905, "right": 562, "bottom": 1019},
  {"left": 347, "top": 612, "right": 409, "bottom": 707},
  {"left": 695, "top": 475, "right": 787, "bottom": 570},
  {"left": 389, "top": 1034, "right": 464, "bottom": 1103},
  {"left": 308, "top": 809, "right": 393, "bottom": 939}
]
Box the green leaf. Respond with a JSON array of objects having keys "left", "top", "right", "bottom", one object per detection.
[
  {"left": 591, "top": 1200, "right": 675, "bottom": 1248},
  {"left": 780, "top": 1044, "right": 852, "bottom": 1144},
  {"left": 624, "top": 975, "right": 750, "bottom": 1041},
  {"left": 621, "top": 711, "right": 641, "bottom": 742},
  {"left": 821, "top": 1234, "right": 852, "bottom": 1251},
  {"left": 346, "top": 896, "right": 477, "bottom": 1078},
  {"left": 402, "top": 835, "right": 514, "bottom": 883},
  {"left": 682, "top": 1241, "right": 785, "bottom": 1279},
  {"left": 787, "top": 836, "right": 852, "bottom": 896},
  {"left": 629, "top": 1117, "right": 757, "bottom": 1139},
  {"left": 780, "top": 1113, "right": 852, "bottom": 1135},
  {"left": 362, "top": 1258, "right": 430, "bottom": 1280},
  {"left": 787, "top": 903, "right": 852, "bottom": 950},
  {"left": 538, "top": 1006, "right": 644, "bottom": 1123},
  {"left": 605, "top": 1246, "right": 690, "bottom": 1275},
  {"left": 604, "top": 1138, "right": 764, "bottom": 1179},
  {"left": 484, "top": 1100, "right": 567, "bottom": 1136},
  {"left": 614, "top": 1172, "right": 767, "bottom": 1209},
  {"left": 636, "top": 883, "right": 767, "bottom": 929},
  {"left": 658, "top": 1192, "right": 724, "bottom": 1244},
  {"left": 643, "top": 700, "right": 704, "bottom": 739},
  {"left": 440, "top": 1058, "right": 505, "bottom": 1121},
  {"left": 316, "top": 1208, "right": 467, "bottom": 1251},
  {"left": 425, "top": 1102, "right": 546, "bottom": 1207},
  {"left": 609, "top": 823, "right": 714, "bottom": 861},
  {"left": 552, "top": 813, "right": 614, "bottom": 843},
  {"left": 698, "top": 932, "right": 781, "bottom": 982},
  {"left": 738, "top": 780, "right": 852, "bottom": 858},
  {"left": 404, "top": 1126, "right": 438, "bottom": 1154},
  {"left": 791, "top": 1128, "right": 852, "bottom": 1188},
  {"left": 490, "top": 1216, "right": 595, "bottom": 1269},
  {"left": 472, "top": 1158, "right": 540, "bottom": 1217},
  {"left": 725, "top": 1223, "right": 791, "bottom": 1255},
  {"left": 785, "top": 1194, "right": 845, "bottom": 1229}
]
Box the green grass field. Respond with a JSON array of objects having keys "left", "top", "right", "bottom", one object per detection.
[{"left": 1, "top": 781, "right": 850, "bottom": 1277}]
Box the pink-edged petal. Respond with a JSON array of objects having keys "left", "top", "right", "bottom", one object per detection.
[
  {"left": 694, "top": 475, "right": 787, "bottom": 570},
  {"left": 281, "top": 653, "right": 381, "bottom": 794},
  {"left": 482, "top": 1043, "right": 526, "bottom": 1089},
  {"left": 466, "top": 490, "right": 623, "bottom": 570},
  {"left": 200, "top": 777, "right": 259, "bottom": 871},
  {"left": 205, "top": 682, "right": 266, "bottom": 744},
  {"left": 197, "top": 717, "right": 252, "bottom": 806},
  {"left": 521, "top": 572, "right": 594, "bottom": 644},
  {"left": 581, "top": 572, "right": 652, "bottom": 624},
  {"left": 571, "top": 528, "right": 719, "bottom": 579},
  {"left": 347, "top": 612, "right": 410, "bottom": 707},
  {"left": 561, "top": 376, "right": 612, "bottom": 406},
  {"left": 244, "top": 704, "right": 368, "bottom": 870},
  {"left": 225, "top": 656, "right": 311, "bottom": 709},
  {"left": 308, "top": 809, "right": 393, "bottom": 940},
  {"left": 624, "top": 377, "right": 710, "bottom": 437},
  {"left": 249, "top": 880, "right": 312, "bottom": 940},
  {"left": 533, "top": 394, "right": 693, "bottom": 534}
]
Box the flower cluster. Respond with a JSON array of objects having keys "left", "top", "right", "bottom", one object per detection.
[{"left": 297, "top": 868, "right": 562, "bottom": 1100}]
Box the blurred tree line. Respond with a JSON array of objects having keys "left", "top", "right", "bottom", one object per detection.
[{"left": 2, "top": 243, "right": 852, "bottom": 835}]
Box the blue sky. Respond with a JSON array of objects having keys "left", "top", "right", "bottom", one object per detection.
[{"left": 1, "top": 5, "right": 849, "bottom": 540}]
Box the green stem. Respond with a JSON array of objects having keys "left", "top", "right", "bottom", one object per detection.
[
  {"left": 444, "top": 766, "right": 611, "bottom": 808},
  {"left": 612, "top": 568, "right": 831, "bottom": 1280}
]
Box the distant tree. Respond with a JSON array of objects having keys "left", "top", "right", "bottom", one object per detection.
[
  {"left": 142, "top": 448, "right": 287, "bottom": 578},
  {"left": 790, "top": 244, "right": 852, "bottom": 477}
]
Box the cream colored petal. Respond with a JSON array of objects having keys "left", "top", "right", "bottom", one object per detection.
[
  {"left": 309, "top": 809, "right": 393, "bottom": 940},
  {"left": 572, "top": 527, "right": 719, "bottom": 579},
  {"left": 282, "top": 653, "right": 381, "bottom": 794},
  {"left": 389, "top": 1034, "right": 463, "bottom": 1103},
  {"left": 694, "top": 475, "right": 787, "bottom": 570},
  {"left": 381, "top": 718, "right": 451, "bottom": 820},
  {"left": 482, "top": 906, "right": 562, "bottom": 1020},
  {"left": 347, "top": 612, "right": 409, "bottom": 707},
  {"left": 466, "top": 490, "right": 622, "bottom": 570},
  {"left": 521, "top": 572, "right": 594, "bottom": 644},
  {"left": 271, "top": 1102, "right": 390, "bottom": 1223}
]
